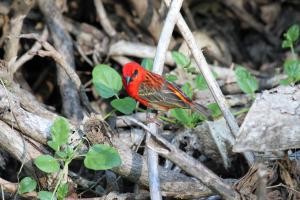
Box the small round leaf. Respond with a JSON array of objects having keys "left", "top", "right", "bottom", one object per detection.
[
  {"left": 171, "top": 51, "right": 189, "bottom": 67},
  {"left": 57, "top": 183, "right": 68, "bottom": 200},
  {"left": 287, "top": 24, "right": 299, "bottom": 42},
  {"left": 50, "top": 117, "right": 70, "bottom": 148},
  {"left": 19, "top": 177, "right": 37, "bottom": 194},
  {"left": 34, "top": 155, "right": 60, "bottom": 173},
  {"left": 141, "top": 58, "right": 153, "bottom": 71},
  {"left": 181, "top": 82, "right": 193, "bottom": 99},
  {"left": 110, "top": 97, "right": 136, "bottom": 115},
  {"left": 195, "top": 75, "right": 208, "bottom": 90},
  {"left": 92, "top": 64, "right": 122, "bottom": 98},
  {"left": 84, "top": 144, "right": 121, "bottom": 170},
  {"left": 165, "top": 74, "right": 178, "bottom": 82},
  {"left": 38, "top": 191, "right": 56, "bottom": 200},
  {"left": 234, "top": 66, "right": 258, "bottom": 95}
]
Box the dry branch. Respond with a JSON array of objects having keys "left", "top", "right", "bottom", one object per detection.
[
  {"left": 129, "top": 0, "right": 162, "bottom": 43},
  {"left": 19, "top": 33, "right": 94, "bottom": 114},
  {"left": 94, "top": 0, "right": 116, "bottom": 37},
  {"left": 126, "top": 117, "right": 240, "bottom": 200},
  {"left": 12, "top": 28, "right": 48, "bottom": 74},
  {"left": 0, "top": 87, "right": 212, "bottom": 198},
  {"left": 164, "top": 0, "right": 255, "bottom": 166},
  {"left": 38, "top": 0, "right": 83, "bottom": 121},
  {"left": 109, "top": 40, "right": 174, "bottom": 65},
  {"left": 0, "top": 84, "right": 55, "bottom": 144},
  {"left": 0, "top": 120, "right": 42, "bottom": 173},
  {"left": 0, "top": 177, "right": 37, "bottom": 198},
  {"left": 145, "top": 0, "right": 184, "bottom": 198},
  {"left": 3, "top": 0, "right": 35, "bottom": 80},
  {"left": 234, "top": 85, "right": 300, "bottom": 152}
]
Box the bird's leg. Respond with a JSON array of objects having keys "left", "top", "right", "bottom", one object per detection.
[
  {"left": 146, "top": 109, "right": 162, "bottom": 126},
  {"left": 146, "top": 109, "right": 164, "bottom": 126}
]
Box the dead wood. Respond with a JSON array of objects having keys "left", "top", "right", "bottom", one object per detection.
[
  {"left": 38, "top": 0, "right": 83, "bottom": 121},
  {"left": 4, "top": 0, "right": 35, "bottom": 75},
  {"left": 0, "top": 88, "right": 213, "bottom": 198},
  {"left": 234, "top": 85, "right": 300, "bottom": 152}
]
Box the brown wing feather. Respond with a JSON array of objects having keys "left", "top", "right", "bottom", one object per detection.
[{"left": 138, "top": 72, "right": 191, "bottom": 110}]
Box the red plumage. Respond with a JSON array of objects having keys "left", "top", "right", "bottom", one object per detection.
[{"left": 122, "top": 62, "right": 211, "bottom": 118}]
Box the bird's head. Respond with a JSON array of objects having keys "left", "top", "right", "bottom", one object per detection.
[{"left": 122, "top": 62, "right": 145, "bottom": 87}]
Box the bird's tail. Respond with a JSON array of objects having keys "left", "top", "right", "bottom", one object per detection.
[{"left": 190, "top": 103, "right": 213, "bottom": 121}]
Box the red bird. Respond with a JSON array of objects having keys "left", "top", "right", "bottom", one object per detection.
[{"left": 122, "top": 62, "right": 212, "bottom": 119}]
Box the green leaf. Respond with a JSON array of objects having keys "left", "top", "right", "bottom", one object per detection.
[
  {"left": 34, "top": 155, "right": 60, "bottom": 173},
  {"left": 280, "top": 78, "right": 292, "bottom": 85},
  {"left": 38, "top": 191, "right": 56, "bottom": 200},
  {"left": 49, "top": 117, "right": 69, "bottom": 151},
  {"left": 187, "top": 67, "right": 196, "bottom": 73},
  {"left": 84, "top": 144, "right": 122, "bottom": 170},
  {"left": 234, "top": 66, "right": 258, "bottom": 95},
  {"left": 57, "top": 183, "right": 68, "bottom": 200},
  {"left": 141, "top": 58, "right": 153, "bottom": 71},
  {"left": 92, "top": 64, "right": 122, "bottom": 98},
  {"left": 172, "top": 51, "right": 189, "bottom": 67},
  {"left": 195, "top": 75, "right": 208, "bottom": 90},
  {"left": 282, "top": 40, "right": 292, "bottom": 49},
  {"left": 170, "top": 108, "right": 193, "bottom": 128},
  {"left": 284, "top": 60, "right": 300, "bottom": 82},
  {"left": 19, "top": 177, "right": 37, "bottom": 194},
  {"left": 111, "top": 97, "right": 136, "bottom": 115},
  {"left": 65, "top": 146, "right": 74, "bottom": 158},
  {"left": 47, "top": 141, "right": 60, "bottom": 152},
  {"left": 55, "top": 146, "right": 74, "bottom": 159},
  {"left": 191, "top": 112, "right": 206, "bottom": 124},
  {"left": 181, "top": 82, "right": 193, "bottom": 99},
  {"left": 286, "top": 24, "right": 299, "bottom": 43},
  {"left": 55, "top": 151, "right": 67, "bottom": 159},
  {"left": 165, "top": 74, "right": 178, "bottom": 82},
  {"left": 207, "top": 103, "right": 222, "bottom": 118}
]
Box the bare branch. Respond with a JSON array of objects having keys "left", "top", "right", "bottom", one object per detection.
[
  {"left": 0, "top": 177, "right": 37, "bottom": 198},
  {"left": 145, "top": 0, "right": 184, "bottom": 199},
  {"left": 109, "top": 40, "right": 174, "bottom": 65},
  {"left": 12, "top": 28, "right": 48, "bottom": 73},
  {"left": 164, "top": 0, "right": 255, "bottom": 166},
  {"left": 3, "top": 0, "right": 35, "bottom": 79},
  {"left": 126, "top": 116, "right": 240, "bottom": 200},
  {"left": 38, "top": 0, "right": 83, "bottom": 121},
  {"left": 19, "top": 33, "right": 94, "bottom": 114},
  {"left": 94, "top": 0, "right": 117, "bottom": 37}
]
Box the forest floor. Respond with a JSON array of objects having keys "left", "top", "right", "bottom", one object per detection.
[{"left": 0, "top": 0, "right": 300, "bottom": 199}]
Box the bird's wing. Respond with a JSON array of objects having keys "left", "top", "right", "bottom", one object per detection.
[{"left": 138, "top": 72, "right": 192, "bottom": 110}]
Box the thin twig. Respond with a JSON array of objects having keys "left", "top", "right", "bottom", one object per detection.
[
  {"left": 266, "top": 183, "right": 300, "bottom": 194},
  {"left": 256, "top": 163, "right": 268, "bottom": 200},
  {"left": 152, "top": 0, "right": 182, "bottom": 75},
  {"left": 126, "top": 117, "right": 240, "bottom": 200},
  {"left": 12, "top": 28, "right": 49, "bottom": 73},
  {"left": 109, "top": 40, "right": 174, "bottom": 65},
  {"left": 146, "top": 0, "right": 184, "bottom": 199},
  {"left": 1, "top": 182, "right": 4, "bottom": 200},
  {"left": 4, "top": 0, "right": 34, "bottom": 70},
  {"left": 94, "top": 0, "right": 117, "bottom": 37},
  {"left": 164, "top": 0, "right": 255, "bottom": 166},
  {"left": 19, "top": 33, "right": 94, "bottom": 114},
  {"left": 0, "top": 79, "right": 32, "bottom": 188}
]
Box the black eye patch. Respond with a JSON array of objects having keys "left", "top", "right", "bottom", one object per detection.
[{"left": 132, "top": 69, "right": 138, "bottom": 78}]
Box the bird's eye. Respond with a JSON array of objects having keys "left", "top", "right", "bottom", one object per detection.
[{"left": 132, "top": 69, "right": 138, "bottom": 78}]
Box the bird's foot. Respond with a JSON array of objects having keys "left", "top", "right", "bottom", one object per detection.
[{"left": 146, "top": 112, "right": 162, "bottom": 126}]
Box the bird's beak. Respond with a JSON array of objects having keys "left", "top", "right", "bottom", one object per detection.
[{"left": 125, "top": 76, "right": 132, "bottom": 85}]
